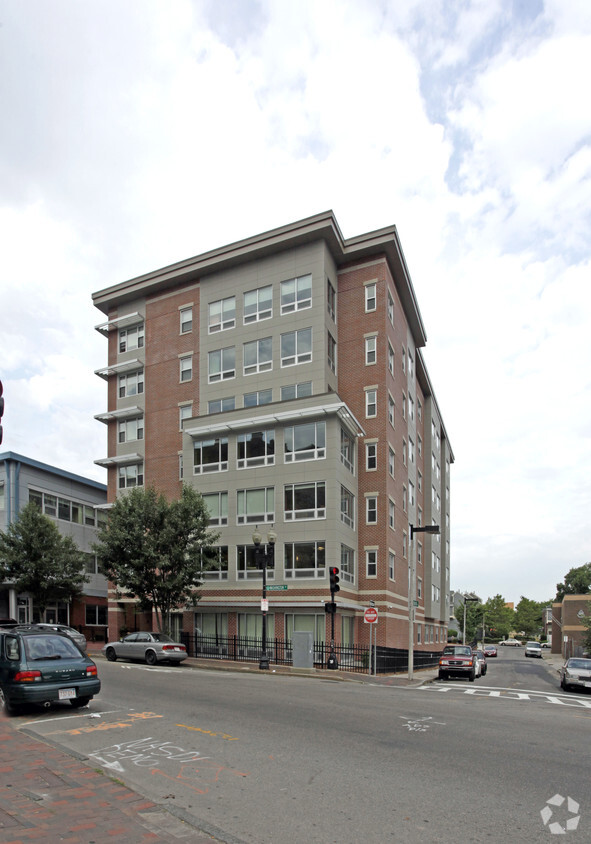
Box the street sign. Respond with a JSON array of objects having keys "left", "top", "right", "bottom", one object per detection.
[
  {"left": 413, "top": 600, "right": 419, "bottom": 607},
  {"left": 364, "top": 607, "right": 378, "bottom": 624},
  {"left": 266, "top": 585, "right": 288, "bottom": 591},
  {"left": 261, "top": 599, "right": 269, "bottom": 612}
]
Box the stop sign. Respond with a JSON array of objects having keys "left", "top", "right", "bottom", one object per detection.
[{"left": 364, "top": 607, "right": 378, "bottom": 624}]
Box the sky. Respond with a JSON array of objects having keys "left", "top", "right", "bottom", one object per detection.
[{"left": 1, "top": 0, "right": 590, "bottom": 605}]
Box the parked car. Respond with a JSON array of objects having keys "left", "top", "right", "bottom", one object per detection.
[
  {"left": 103, "top": 632, "right": 187, "bottom": 666},
  {"left": 438, "top": 645, "right": 479, "bottom": 682},
  {"left": 474, "top": 649, "right": 488, "bottom": 676},
  {"left": 483, "top": 645, "right": 497, "bottom": 658},
  {"left": 13, "top": 623, "right": 87, "bottom": 653},
  {"left": 500, "top": 638, "right": 522, "bottom": 646},
  {"left": 524, "top": 641, "right": 543, "bottom": 658},
  {"left": 541, "top": 642, "right": 551, "bottom": 648},
  {"left": 0, "top": 628, "right": 100, "bottom": 714},
  {"left": 560, "top": 658, "right": 591, "bottom": 692}
]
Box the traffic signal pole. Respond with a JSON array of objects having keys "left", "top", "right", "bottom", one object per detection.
[{"left": 326, "top": 567, "right": 340, "bottom": 669}]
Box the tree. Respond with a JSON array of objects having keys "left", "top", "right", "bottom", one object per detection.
[
  {"left": 514, "top": 596, "right": 546, "bottom": 638},
  {"left": 483, "top": 594, "right": 514, "bottom": 640},
  {"left": 0, "top": 501, "right": 88, "bottom": 617},
  {"left": 555, "top": 563, "right": 591, "bottom": 601},
  {"left": 454, "top": 597, "right": 482, "bottom": 642},
  {"left": 581, "top": 604, "right": 591, "bottom": 653},
  {"left": 94, "top": 485, "right": 218, "bottom": 633}
]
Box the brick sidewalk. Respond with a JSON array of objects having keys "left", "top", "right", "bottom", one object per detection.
[{"left": 0, "top": 714, "right": 224, "bottom": 843}]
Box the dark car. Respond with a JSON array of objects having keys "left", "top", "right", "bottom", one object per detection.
[
  {"left": 0, "top": 628, "right": 100, "bottom": 714},
  {"left": 438, "top": 645, "right": 479, "bottom": 682},
  {"left": 483, "top": 645, "right": 497, "bottom": 658},
  {"left": 11, "top": 623, "right": 87, "bottom": 652},
  {"left": 103, "top": 632, "right": 187, "bottom": 665}
]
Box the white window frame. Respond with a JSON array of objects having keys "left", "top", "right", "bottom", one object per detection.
[
  {"left": 285, "top": 421, "right": 326, "bottom": 463},
  {"left": 365, "top": 282, "right": 376, "bottom": 312},
  {"left": 180, "top": 306, "right": 193, "bottom": 334},
  {"left": 208, "top": 296, "right": 236, "bottom": 333},
  {"left": 118, "top": 369, "right": 144, "bottom": 398},
  {"left": 237, "top": 487, "right": 274, "bottom": 524},
  {"left": 118, "top": 463, "right": 144, "bottom": 489},
  {"left": 341, "top": 485, "right": 355, "bottom": 528},
  {"left": 281, "top": 328, "right": 312, "bottom": 367},
  {"left": 208, "top": 347, "right": 236, "bottom": 383},
  {"left": 366, "top": 549, "right": 377, "bottom": 577},
  {"left": 193, "top": 437, "right": 229, "bottom": 474},
  {"left": 244, "top": 285, "right": 272, "bottom": 324},
  {"left": 237, "top": 429, "right": 275, "bottom": 468},
  {"left": 119, "top": 324, "right": 144, "bottom": 353},
  {"left": 180, "top": 355, "right": 193, "bottom": 382},
  {"left": 284, "top": 540, "right": 325, "bottom": 579},
  {"left": 366, "top": 495, "right": 378, "bottom": 524},
  {"left": 284, "top": 481, "right": 326, "bottom": 521},
  {"left": 389, "top": 498, "right": 395, "bottom": 529},
  {"left": 365, "top": 335, "right": 377, "bottom": 365},
  {"left": 365, "top": 389, "right": 377, "bottom": 418},
  {"left": 243, "top": 337, "right": 273, "bottom": 375},
  {"left": 118, "top": 417, "right": 144, "bottom": 443},
  {"left": 280, "top": 274, "right": 312, "bottom": 314},
  {"left": 202, "top": 492, "right": 228, "bottom": 526},
  {"left": 366, "top": 442, "right": 377, "bottom": 471}
]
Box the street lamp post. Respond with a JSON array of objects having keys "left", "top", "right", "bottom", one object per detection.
[
  {"left": 462, "top": 596, "right": 479, "bottom": 644},
  {"left": 408, "top": 524, "right": 440, "bottom": 681},
  {"left": 252, "top": 528, "right": 276, "bottom": 670}
]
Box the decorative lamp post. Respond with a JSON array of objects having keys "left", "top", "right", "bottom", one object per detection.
[
  {"left": 252, "top": 528, "right": 276, "bottom": 670},
  {"left": 462, "top": 595, "right": 479, "bottom": 644},
  {"left": 408, "top": 524, "right": 440, "bottom": 681}
]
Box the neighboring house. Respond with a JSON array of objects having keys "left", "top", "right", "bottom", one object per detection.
[
  {"left": 0, "top": 452, "right": 108, "bottom": 640},
  {"left": 552, "top": 595, "right": 591, "bottom": 658},
  {"left": 92, "top": 210, "right": 453, "bottom": 651}
]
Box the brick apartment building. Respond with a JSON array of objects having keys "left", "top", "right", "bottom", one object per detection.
[
  {"left": 92, "top": 211, "right": 453, "bottom": 653},
  {"left": 0, "top": 452, "right": 108, "bottom": 639}
]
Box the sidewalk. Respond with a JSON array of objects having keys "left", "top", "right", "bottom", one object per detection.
[{"left": 0, "top": 714, "right": 232, "bottom": 843}]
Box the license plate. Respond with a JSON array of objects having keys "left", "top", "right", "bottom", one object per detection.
[
  {"left": 583, "top": 681, "right": 591, "bottom": 688},
  {"left": 59, "top": 688, "right": 76, "bottom": 700}
]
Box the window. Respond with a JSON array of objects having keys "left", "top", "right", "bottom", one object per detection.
[
  {"left": 341, "top": 486, "right": 355, "bottom": 528},
  {"left": 365, "top": 283, "right": 376, "bottom": 312},
  {"left": 402, "top": 393, "right": 407, "bottom": 419},
  {"left": 389, "top": 551, "right": 395, "bottom": 580},
  {"left": 417, "top": 578, "right": 422, "bottom": 598},
  {"left": 281, "top": 381, "right": 312, "bottom": 401},
  {"left": 281, "top": 274, "right": 312, "bottom": 313},
  {"left": 328, "top": 332, "right": 336, "bottom": 374},
  {"left": 237, "top": 429, "right": 275, "bottom": 468},
  {"left": 327, "top": 280, "right": 336, "bottom": 321},
  {"left": 118, "top": 463, "right": 144, "bottom": 489},
  {"left": 365, "top": 335, "right": 377, "bottom": 365},
  {"left": 418, "top": 471, "right": 422, "bottom": 492},
  {"left": 179, "top": 454, "right": 183, "bottom": 480},
  {"left": 366, "top": 549, "right": 377, "bottom": 577},
  {"left": 418, "top": 400, "right": 422, "bottom": 421},
  {"left": 388, "top": 343, "right": 394, "bottom": 375},
  {"left": 84, "top": 505, "right": 96, "bottom": 526},
  {"left": 208, "top": 396, "right": 235, "bottom": 414},
  {"left": 389, "top": 499, "right": 395, "bottom": 529},
  {"left": 341, "top": 545, "right": 355, "bottom": 584},
  {"left": 285, "top": 421, "right": 325, "bottom": 462},
  {"left": 285, "top": 541, "right": 325, "bottom": 578},
  {"left": 409, "top": 438, "right": 415, "bottom": 464},
  {"left": 0, "top": 483, "right": 4, "bottom": 511},
  {"left": 58, "top": 498, "right": 71, "bottom": 520},
  {"left": 409, "top": 481, "right": 415, "bottom": 507},
  {"left": 119, "top": 324, "right": 144, "bottom": 353},
  {"left": 237, "top": 544, "right": 275, "bottom": 580},
  {"left": 244, "top": 389, "right": 272, "bottom": 407},
  {"left": 193, "top": 437, "right": 228, "bottom": 473},
  {"left": 418, "top": 436, "right": 422, "bottom": 457},
  {"left": 200, "top": 548, "right": 229, "bottom": 581},
  {"left": 366, "top": 495, "right": 378, "bottom": 524},
  {"left": 180, "top": 307, "right": 193, "bottom": 333},
  {"left": 244, "top": 285, "right": 272, "bottom": 323},
  {"left": 208, "top": 347, "right": 235, "bottom": 382},
  {"left": 408, "top": 351, "right": 414, "bottom": 379},
  {"left": 180, "top": 355, "right": 193, "bottom": 382},
  {"left": 208, "top": 296, "right": 235, "bottom": 332},
  {"left": 202, "top": 492, "right": 228, "bottom": 525},
  {"left": 237, "top": 487, "right": 274, "bottom": 524},
  {"left": 401, "top": 348, "right": 406, "bottom": 373},
  {"left": 388, "top": 394, "right": 395, "bottom": 426},
  {"left": 284, "top": 482, "right": 325, "bottom": 520},
  {"left": 409, "top": 396, "right": 414, "bottom": 421},
  {"left": 402, "top": 486, "right": 407, "bottom": 512},
  {"left": 403, "top": 440, "right": 407, "bottom": 466},
  {"left": 119, "top": 369, "right": 144, "bottom": 398},
  {"left": 340, "top": 428, "right": 355, "bottom": 473},
  {"left": 388, "top": 291, "right": 394, "bottom": 324},
  {"left": 281, "top": 328, "right": 312, "bottom": 366},
  {"left": 244, "top": 337, "right": 272, "bottom": 375},
  {"left": 366, "top": 442, "right": 377, "bottom": 470},
  {"left": 365, "top": 389, "right": 377, "bottom": 418},
  {"left": 388, "top": 446, "right": 395, "bottom": 477},
  {"left": 85, "top": 604, "right": 107, "bottom": 626},
  {"left": 118, "top": 417, "right": 144, "bottom": 443}
]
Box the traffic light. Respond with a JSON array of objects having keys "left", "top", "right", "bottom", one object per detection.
[
  {"left": 329, "top": 566, "right": 340, "bottom": 594},
  {"left": 324, "top": 601, "right": 337, "bottom": 614},
  {"left": 0, "top": 380, "right": 4, "bottom": 446}
]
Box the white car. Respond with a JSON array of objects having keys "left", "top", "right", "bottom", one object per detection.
[
  {"left": 525, "top": 641, "right": 542, "bottom": 658},
  {"left": 500, "top": 638, "right": 522, "bottom": 647},
  {"left": 560, "top": 658, "right": 591, "bottom": 692}
]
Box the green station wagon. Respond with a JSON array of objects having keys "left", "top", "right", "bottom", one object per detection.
[{"left": 0, "top": 628, "right": 100, "bottom": 714}]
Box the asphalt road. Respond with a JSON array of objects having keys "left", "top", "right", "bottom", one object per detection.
[{"left": 13, "top": 648, "right": 591, "bottom": 843}]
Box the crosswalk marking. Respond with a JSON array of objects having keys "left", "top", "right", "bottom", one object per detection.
[{"left": 420, "top": 684, "right": 591, "bottom": 709}]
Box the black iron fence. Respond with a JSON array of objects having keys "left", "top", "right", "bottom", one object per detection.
[{"left": 180, "top": 632, "right": 442, "bottom": 675}]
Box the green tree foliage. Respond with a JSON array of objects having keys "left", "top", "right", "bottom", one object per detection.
[
  {"left": 555, "top": 563, "right": 591, "bottom": 601},
  {"left": 94, "top": 485, "right": 218, "bottom": 633},
  {"left": 514, "top": 596, "right": 547, "bottom": 638},
  {"left": 581, "top": 604, "right": 591, "bottom": 652},
  {"left": 454, "top": 598, "right": 482, "bottom": 642},
  {"left": 483, "top": 594, "right": 514, "bottom": 640},
  {"left": 0, "top": 501, "right": 88, "bottom": 616}
]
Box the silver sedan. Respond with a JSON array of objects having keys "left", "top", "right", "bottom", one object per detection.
[
  {"left": 560, "top": 657, "right": 591, "bottom": 692},
  {"left": 102, "top": 632, "right": 187, "bottom": 666}
]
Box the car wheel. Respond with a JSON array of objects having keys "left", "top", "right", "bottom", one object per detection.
[
  {"left": 145, "top": 650, "right": 157, "bottom": 666},
  {"left": 70, "top": 697, "right": 91, "bottom": 708},
  {"left": 105, "top": 646, "right": 117, "bottom": 662},
  {"left": 0, "top": 686, "right": 16, "bottom": 716},
  {"left": 438, "top": 672, "right": 447, "bottom": 681},
  {"left": 468, "top": 671, "right": 475, "bottom": 682}
]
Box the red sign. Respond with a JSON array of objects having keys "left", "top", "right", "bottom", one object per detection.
[{"left": 364, "top": 607, "right": 378, "bottom": 624}]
